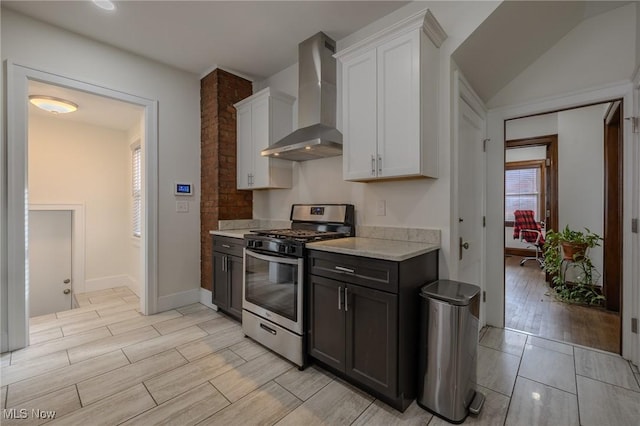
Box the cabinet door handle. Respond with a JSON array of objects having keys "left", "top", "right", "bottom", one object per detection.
[
  {"left": 378, "top": 155, "right": 382, "bottom": 174},
  {"left": 371, "top": 155, "right": 376, "bottom": 176},
  {"left": 335, "top": 265, "right": 355, "bottom": 274},
  {"left": 222, "top": 255, "right": 227, "bottom": 272},
  {"left": 344, "top": 287, "right": 349, "bottom": 312},
  {"left": 338, "top": 286, "right": 342, "bottom": 310}
]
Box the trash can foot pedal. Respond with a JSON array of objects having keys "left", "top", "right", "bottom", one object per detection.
[{"left": 469, "top": 391, "right": 485, "bottom": 415}]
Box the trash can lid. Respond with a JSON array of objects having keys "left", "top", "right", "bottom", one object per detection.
[{"left": 420, "top": 280, "right": 480, "bottom": 306}]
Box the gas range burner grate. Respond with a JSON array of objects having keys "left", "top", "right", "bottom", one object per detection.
[{"left": 252, "top": 228, "right": 346, "bottom": 242}]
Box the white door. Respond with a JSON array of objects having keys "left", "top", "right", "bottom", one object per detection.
[
  {"left": 28, "top": 210, "right": 73, "bottom": 317},
  {"left": 457, "top": 99, "right": 486, "bottom": 288}
]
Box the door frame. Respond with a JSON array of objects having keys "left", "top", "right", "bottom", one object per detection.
[
  {"left": 5, "top": 61, "right": 159, "bottom": 351},
  {"left": 486, "top": 81, "right": 636, "bottom": 363},
  {"left": 453, "top": 70, "right": 487, "bottom": 326},
  {"left": 29, "top": 204, "right": 86, "bottom": 297}
]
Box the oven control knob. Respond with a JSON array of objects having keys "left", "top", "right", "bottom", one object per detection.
[
  {"left": 286, "top": 246, "right": 297, "bottom": 254},
  {"left": 278, "top": 244, "right": 286, "bottom": 253},
  {"left": 254, "top": 241, "right": 263, "bottom": 248}
]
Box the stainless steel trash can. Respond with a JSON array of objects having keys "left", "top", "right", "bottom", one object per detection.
[{"left": 417, "top": 280, "right": 484, "bottom": 424}]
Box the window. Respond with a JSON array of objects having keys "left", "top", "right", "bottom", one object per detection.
[
  {"left": 505, "top": 160, "right": 545, "bottom": 224},
  {"left": 132, "top": 144, "right": 141, "bottom": 238}
]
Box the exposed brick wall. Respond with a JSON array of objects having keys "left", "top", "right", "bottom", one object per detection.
[{"left": 200, "top": 69, "right": 252, "bottom": 290}]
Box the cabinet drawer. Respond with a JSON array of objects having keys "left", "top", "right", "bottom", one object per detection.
[
  {"left": 308, "top": 250, "right": 398, "bottom": 293},
  {"left": 212, "top": 235, "right": 244, "bottom": 257}
]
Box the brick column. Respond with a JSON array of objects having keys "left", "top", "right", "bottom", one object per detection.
[{"left": 200, "top": 69, "right": 252, "bottom": 290}]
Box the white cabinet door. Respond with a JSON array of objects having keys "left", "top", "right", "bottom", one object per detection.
[
  {"left": 377, "top": 31, "right": 420, "bottom": 178},
  {"left": 250, "top": 95, "right": 270, "bottom": 188},
  {"left": 342, "top": 49, "right": 378, "bottom": 181},
  {"left": 236, "top": 104, "right": 253, "bottom": 190}
]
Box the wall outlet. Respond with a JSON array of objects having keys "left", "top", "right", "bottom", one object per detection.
[
  {"left": 376, "top": 200, "right": 386, "bottom": 216},
  {"left": 176, "top": 201, "right": 189, "bottom": 213}
]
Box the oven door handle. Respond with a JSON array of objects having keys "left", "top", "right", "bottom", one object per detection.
[{"left": 245, "top": 249, "right": 301, "bottom": 265}]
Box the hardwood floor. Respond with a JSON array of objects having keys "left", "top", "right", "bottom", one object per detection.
[{"left": 505, "top": 255, "right": 621, "bottom": 354}]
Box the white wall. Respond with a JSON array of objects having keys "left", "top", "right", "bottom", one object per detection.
[
  {"left": 253, "top": 1, "right": 501, "bottom": 279},
  {"left": 1, "top": 8, "right": 201, "bottom": 320},
  {"left": 489, "top": 3, "right": 637, "bottom": 108},
  {"left": 28, "top": 115, "right": 133, "bottom": 290},
  {"left": 505, "top": 113, "right": 557, "bottom": 140},
  {"left": 557, "top": 105, "right": 605, "bottom": 280}
]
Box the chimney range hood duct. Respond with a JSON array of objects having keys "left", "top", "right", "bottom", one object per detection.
[{"left": 261, "top": 32, "right": 342, "bottom": 161}]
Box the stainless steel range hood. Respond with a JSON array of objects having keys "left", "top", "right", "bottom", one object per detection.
[{"left": 261, "top": 32, "right": 342, "bottom": 161}]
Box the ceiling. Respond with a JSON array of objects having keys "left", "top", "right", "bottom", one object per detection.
[
  {"left": 452, "top": 1, "right": 631, "bottom": 103},
  {"left": 28, "top": 80, "right": 144, "bottom": 131},
  {"left": 3, "top": 0, "right": 408, "bottom": 80}
]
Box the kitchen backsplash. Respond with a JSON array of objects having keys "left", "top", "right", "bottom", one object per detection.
[{"left": 218, "top": 220, "right": 440, "bottom": 245}]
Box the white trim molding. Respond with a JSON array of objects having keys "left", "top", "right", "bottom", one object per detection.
[
  {"left": 156, "top": 288, "right": 201, "bottom": 312},
  {"left": 485, "top": 80, "right": 636, "bottom": 363},
  {"left": 5, "top": 61, "right": 159, "bottom": 351},
  {"left": 199, "top": 288, "right": 219, "bottom": 311}
]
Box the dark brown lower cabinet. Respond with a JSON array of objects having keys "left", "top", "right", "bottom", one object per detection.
[
  {"left": 307, "top": 249, "right": 438, "bottom": 412},
  {"left": 212, "top": 235, "right": 244, "bottom": 321}
]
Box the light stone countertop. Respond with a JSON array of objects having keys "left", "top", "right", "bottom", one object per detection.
[
  {"left": 306, "top": 237, "right": 439, "bottom": 262},
  {"left": 209, "top": 229, "right": 254, "bottom": 239}
]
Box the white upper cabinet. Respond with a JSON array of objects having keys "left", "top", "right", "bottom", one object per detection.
[
  {"left": 234, "top": 88, "right": 295, "bottom": 190},
  {"left": 336, "top": 9, "right": 447, "bottom": 181}
]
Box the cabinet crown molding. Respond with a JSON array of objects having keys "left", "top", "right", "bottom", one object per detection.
[
  {"left": 335, "top": 9, "right": 447, "bottom": 61},
  {"left": 233, "top": 86, "right": 296, "bottom": 109}
]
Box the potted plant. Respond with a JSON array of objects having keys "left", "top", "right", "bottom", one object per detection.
[{"left": 542, "top": 226, "right": 605, "bottom": 306}]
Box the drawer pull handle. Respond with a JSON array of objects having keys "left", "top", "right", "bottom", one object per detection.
[
  {"left": 222, "top": 244, "right": 231, "bottom": 248},
  {"left": 260, "top": 323, "right": 277, "bottom": 335},
  {"left": 335, "top": 266, "right": 355, "bottom": 274}
]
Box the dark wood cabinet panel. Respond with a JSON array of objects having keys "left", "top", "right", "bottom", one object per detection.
[
  {"left": 346, "top": 284, "right": 398, "bottom": 396},
  {"left": 228, "top": 255, "right": 244, "bottom": 320},
  {"left": 307, "top": 248, "right": 438, "bottom": 412},
  {"left": 212, "top": 235, "right": 244, "bottom": 322},
  {"left": 308, "top": 275, "right": 346, "bottom": 371}
]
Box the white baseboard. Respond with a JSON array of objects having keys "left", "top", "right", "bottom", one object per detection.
[
  {"left": 84, "top": 275, "right": 135, "bottom": 293},
  {"left": 156, "top": 288, "right": 201, "bottom": 312},
  {"left": 126, "top": 275, "right": 141, "bottom": 296},
  {"left": 199, "top": 288, "right": 219, "bottom": 311}
]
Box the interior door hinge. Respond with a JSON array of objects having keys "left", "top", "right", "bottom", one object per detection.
[
  {"left": 482, "top": 216, "right": 486, "bottom": 227},
  {"left": 482, "top": 138, "right": 490, "bottom": 152},
  {"left": 545, "top": 158, "right": 551, "bottom": 166},
  {"left": 632, "top": 218, "right": 638, "bottom": 234},
  {"left": 632, "top": 318, "right": 638, "bottom": 334},
  {"left": 483, "top": 291, "right": 486, "bottom": 302},
  {"left": 625, "top": 116, "right": 639, "bottom": 133}
]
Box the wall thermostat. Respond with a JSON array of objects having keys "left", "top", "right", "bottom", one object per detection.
[{"left": 174, "top": 182, "right": 193, "bottom": 196}]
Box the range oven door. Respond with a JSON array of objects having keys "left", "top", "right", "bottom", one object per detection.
[{"left": 243, "top": 249, "right": 304, "bottom": 335}]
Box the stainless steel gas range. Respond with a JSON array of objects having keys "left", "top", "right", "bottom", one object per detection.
[{"left": 242, "top": 204, "right": 355, "bottom": 368}]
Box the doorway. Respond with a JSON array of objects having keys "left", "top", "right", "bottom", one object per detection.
[
  {"left": 5, "top": 62, "right": 159, "bottom": 352},
  {"left": 503, "top": 101, "right": 623, "bottom": 354}
]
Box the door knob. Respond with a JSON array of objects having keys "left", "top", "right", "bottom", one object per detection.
[
  {"left": 459, "top": 237, "right": 470, "bottom": 260},
  {"left": 63, "top": 289, "right": 71, "bottom": 295},
  {"left": 63, "top": 278, "right": 71, "bottom": 284}
]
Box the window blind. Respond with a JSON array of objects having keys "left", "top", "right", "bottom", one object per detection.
[
  {"left": 505, "top": 167, "right": 540, "bottom": 222},
  {"left": 132, "top": 146, "right": 141, "bottom": 238}
]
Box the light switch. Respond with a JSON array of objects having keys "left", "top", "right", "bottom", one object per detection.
[{"left": 176, "top": 201, "right": 189, "bottom": 213}]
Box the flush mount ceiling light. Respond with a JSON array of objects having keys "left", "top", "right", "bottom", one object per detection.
[
  {"left": 92, "top": 0, "right": 116, "bottom": 11},
  {"left": 29, "top": 96, "right": 79, "bottom": 114}
]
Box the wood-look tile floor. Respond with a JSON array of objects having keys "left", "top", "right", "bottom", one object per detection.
[
  {"left": 504, "top": 255, "right": 621, "bottom": 354},
  {"left": 2, "top": 287, "right": 638, "bottom": 425}
]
